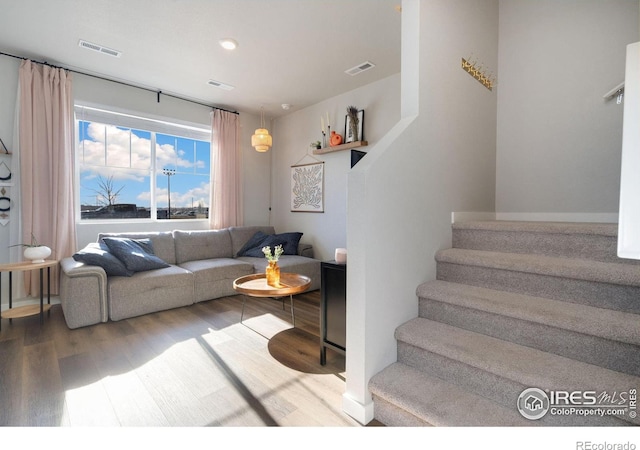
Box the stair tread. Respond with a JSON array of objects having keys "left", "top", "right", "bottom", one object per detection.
[
  {"left": 417, "top": 280, "right": 640, "bottom": 345},
  {"left": 377, "top": 221, "right": 639, "bottom": 426},
  {"left": 396, "top": 317, "right": 640, "bottom": 393},
  {"left": 369, "top": 362, "right": 534, "bottom": 426},
  {"left": 452, "top": 220, "right": 618, "bottom": 236},
  {"left": 436, "top": 248, "right": 640, "bottom": 287}
]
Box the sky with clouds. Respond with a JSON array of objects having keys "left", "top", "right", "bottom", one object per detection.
[{"left": 78, "top": 122, "right": 210, "bottom": 210}]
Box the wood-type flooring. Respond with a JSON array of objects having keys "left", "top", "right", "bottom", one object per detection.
[{"left": 0, "top": 291, "right": 369, "bottom": 429}]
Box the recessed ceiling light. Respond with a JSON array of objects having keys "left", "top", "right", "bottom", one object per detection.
[{"left": 219, "top": 38, "right": 238, "bottom": 50}]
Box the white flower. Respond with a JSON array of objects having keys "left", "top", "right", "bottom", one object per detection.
[{"left": 262, "top": 244, "right": 284, "bottom": 262}]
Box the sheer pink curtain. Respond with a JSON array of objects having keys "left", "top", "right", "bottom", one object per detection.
[
  {"left": 210, "top": 109, "right": 243, "bottom": 229},
  {"left": 19, "top": 60, "right": 76, "bottom": 295}
]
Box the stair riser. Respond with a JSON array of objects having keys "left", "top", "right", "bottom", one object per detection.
[
  {"left": 396, "top": 342, "right": 632, "bottom": 426},
  {"left": 419, "top": 298, "right": 640, "bottom": 376},
  {"left": 376, "top": 222, "right": 640, "bottom": 427},
  {"left": 371, "top": 396, "right": 433, "bottom": 426},
  {"left": 452, "top": 229, "right": 636, "bottom": 264},
  {"left": 437, "top": 262, "right": 640, "bottom": 313}
]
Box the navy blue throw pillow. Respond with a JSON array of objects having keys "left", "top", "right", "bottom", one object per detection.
[
  {"left": 276, "top": 232, "right": 303, "bottom": 255},
  {"left": 73, "top": 242, "right": 134, "bottom": 277},
  {"left": 241, "top": 234, "right": 287, "bottom": 257},
  {"left": 237, "top": 231, "right": 303, "bottom": 257},
  {"left": 236, "top": 231, "right": 269, "bottom": 257},
  {"left": 102, "top": 237, "right": 170, "bottom": 273}
]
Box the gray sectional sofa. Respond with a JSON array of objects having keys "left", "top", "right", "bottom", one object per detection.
[{"left": 59, "top": 225, "right": 321, "bottom": 329}]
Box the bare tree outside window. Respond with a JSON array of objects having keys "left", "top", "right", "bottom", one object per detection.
[{"left": 89, "top": 175, "right": 124, "bottom": 206}]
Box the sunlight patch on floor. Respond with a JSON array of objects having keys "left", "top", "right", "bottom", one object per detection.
[{"left": 64, "top": 379, "right": 120, "bottom": 426}]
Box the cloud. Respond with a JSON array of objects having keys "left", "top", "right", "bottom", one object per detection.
[
  {"left": 137, "top": 182, "right": 210, "bottom": 208},
  {"left": 79, "top": 123, "right": 207, "bottom": 180}
]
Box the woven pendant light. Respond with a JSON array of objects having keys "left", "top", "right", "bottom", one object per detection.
[{"left": 252, "top": 107, "right": 272, "bottom": 152}]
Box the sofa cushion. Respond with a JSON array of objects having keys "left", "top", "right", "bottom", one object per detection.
[
  {"left": 179, "top": 258, "right": 253, "bottom": 282},
  {"left": 72, "top": 242, "right": 134, "bottom": 277},
  {"left": 178, "top": 258, "right": 254, "bottom": 303},
  {"left": 237, "top": 231, "right": 303, "bottom": 257},
  {"left": 173, "top": 229, "right": 232, "bottom": 264},
  {"left": 107, "top": 265, "right": 194, "bottom": 321},
  {"left": 98, "top": 231, "right": 177, "bottom": 264},
  {"left": 102, "top": 237, "right": 170, "bottom": 273}
]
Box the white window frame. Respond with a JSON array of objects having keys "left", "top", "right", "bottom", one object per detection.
[{"left": 74, "top": 104, "right": 212, "bottom": 223}]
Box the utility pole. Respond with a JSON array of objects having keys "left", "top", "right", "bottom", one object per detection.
[{"left": 163, "top": 168, "right": 175, "bottom": 219}]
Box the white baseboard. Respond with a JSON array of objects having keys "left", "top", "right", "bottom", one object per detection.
[
  {"left": 495, "top": 212, "right": 619, "bottom": 223},
  {"left": 451, "top": 211, "right": 497, "bottom": 223},
  {"left": 451, "top": 211, "right": 619, "bottom": 224},
  {"left": 342, "top": 392, "right": 375, "bottom": 425}
]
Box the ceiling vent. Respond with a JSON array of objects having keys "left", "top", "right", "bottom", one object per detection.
[
  {"left": 207, "top": 79, "right": 235, "bottom": 91},
  {"left": 78, "top": 39, "right": 122, "bottom": 58},
  {"left": 345, "top": 61, "right": 376, "bottom": 76}
]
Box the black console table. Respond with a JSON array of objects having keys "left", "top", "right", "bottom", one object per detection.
[{"left": 320, "top": 260, "right": 346, "bottom": 365}]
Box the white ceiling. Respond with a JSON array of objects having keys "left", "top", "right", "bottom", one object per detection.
[{"left": 0, "top": 0, "right": 402, "bottom": 118}]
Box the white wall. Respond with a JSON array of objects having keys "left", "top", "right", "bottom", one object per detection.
[
  {"left": 617, "top": 42, "right": 640, "bottom": 259},
  {"left": 496, "top": 0, "right": 640, "bottom": 220},
  {"left": 270, "top": 74, "right": 401, "bottom": 261},
  {"left": 0, "top": 56, "right": 20, "bottom": 266},
  {"left": 344, "top": 0, "right": 498, "bottom": 424}
]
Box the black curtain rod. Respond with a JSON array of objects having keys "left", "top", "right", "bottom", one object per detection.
[{"left": 0, "top": 51, "right": 239, "bottom": 115}]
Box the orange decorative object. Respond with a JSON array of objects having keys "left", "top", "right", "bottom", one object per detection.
[{"left": 329, "top": 131, "right": 343, "bottom": 147}]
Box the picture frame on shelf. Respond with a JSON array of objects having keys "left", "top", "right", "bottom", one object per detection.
[{"left": 344, "top": 109, "right": 364, "bottom": 143}]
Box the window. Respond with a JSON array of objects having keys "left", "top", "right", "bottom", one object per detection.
[{"left": 76, "top": 106, "right": 211, "bottom": 221}]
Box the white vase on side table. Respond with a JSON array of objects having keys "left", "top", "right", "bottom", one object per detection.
[{"left": 24, "top": 246, "right": 52, "bottom": 263}]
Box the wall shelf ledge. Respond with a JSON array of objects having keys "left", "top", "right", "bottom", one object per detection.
[{"left": 312, "top": 140, "right": 368, "bottom": 155}]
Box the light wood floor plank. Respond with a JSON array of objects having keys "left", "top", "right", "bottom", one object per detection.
[
  {"left": 0, "top": 338, "right": 23, "bottom": 425},
  {"left": 58, "top": 352, "right": 121, "bottom": 426},
  {"left": 89, "top": 336, "right": 170, "bottom": 426},
  {"left": 21, "top": 340, "right": 65, "bottom": 426}
]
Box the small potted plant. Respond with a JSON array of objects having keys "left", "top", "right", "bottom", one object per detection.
[
  {"left": 10, "top": 233, "right": 52, "bottom": 263},
  {"left": 310, "top": 141, "right": 321, "bottom": 150}
]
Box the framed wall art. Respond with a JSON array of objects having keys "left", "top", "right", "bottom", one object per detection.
[
  {"left": 344, "top": 109, "right": 364, "bottom": 143},
  {"left": 291, "top": 161, "right": 324, "bottom": 213}
]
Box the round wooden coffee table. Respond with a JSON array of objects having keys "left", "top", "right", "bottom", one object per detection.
[{"left": 233, "top": 273, "right": 311, "bottom": 326}]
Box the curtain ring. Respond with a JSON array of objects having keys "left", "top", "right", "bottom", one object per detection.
[{"left": 0, "top": 196, "right": 10, "bottom": 212}]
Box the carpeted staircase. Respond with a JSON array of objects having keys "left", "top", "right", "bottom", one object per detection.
[{"left": 369, "top": 220, "right": 640, "bottom": 426}]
